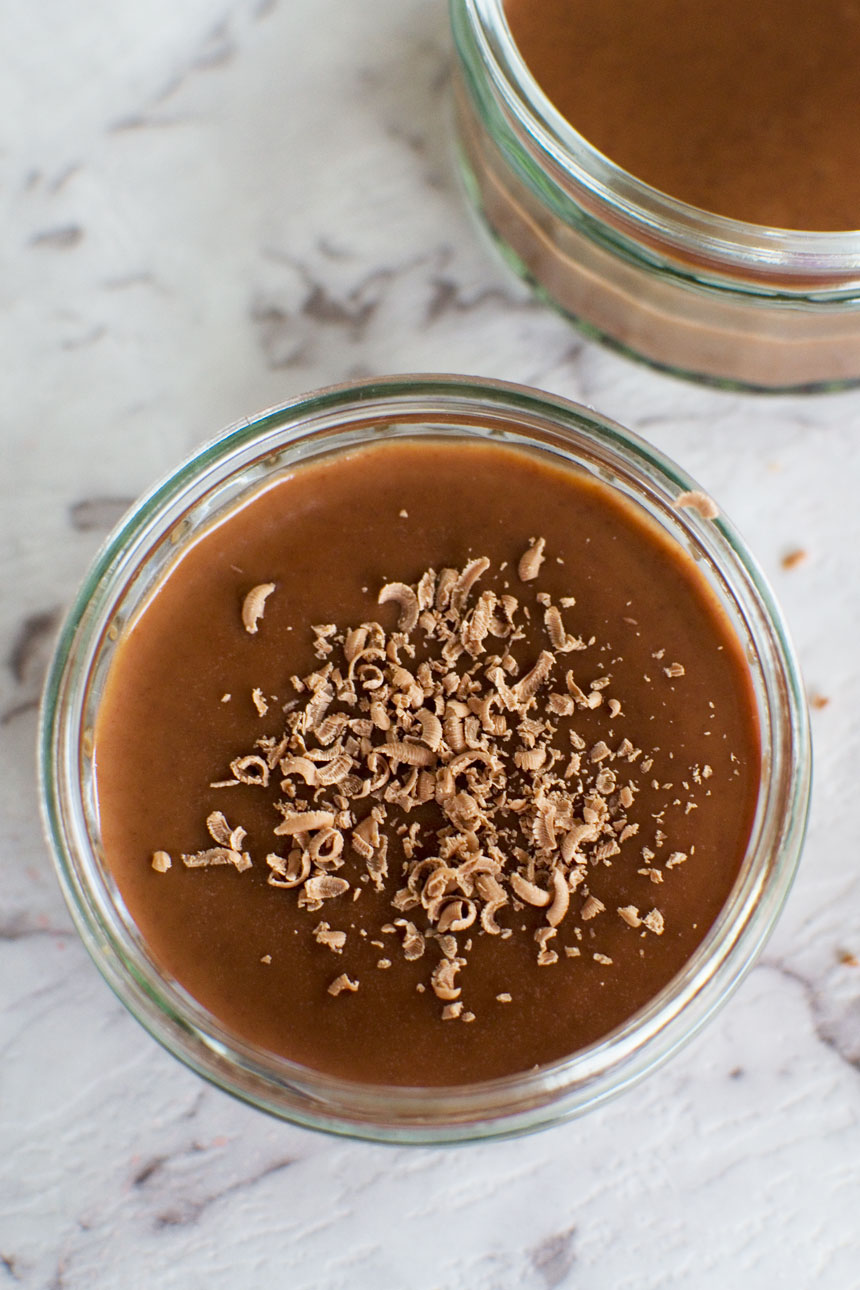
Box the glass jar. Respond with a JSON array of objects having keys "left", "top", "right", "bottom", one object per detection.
[
  {"left": 450, "top": 0, "right": 860, "bottom": 392},
  {"left": 39, "top": 375, "right": 810, "bottom": 1143}
]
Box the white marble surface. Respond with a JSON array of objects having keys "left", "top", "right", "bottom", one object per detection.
[{"left": 2, "top": 0, "right": 859, "bottom": 1285}]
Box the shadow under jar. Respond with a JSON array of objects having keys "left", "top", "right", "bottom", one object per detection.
[
  {"left": 40, "top": 377, "right": 809, "bottom": 1144},
  {"left": 451, "top": 0, "right": 860, "bottom": 391}
]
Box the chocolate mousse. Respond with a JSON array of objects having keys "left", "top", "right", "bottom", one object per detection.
[
  {"left": 93, "top": 438, "right": 760, "bottom": 1085},
  {"left": 505, "top": 0, "right": 860, "bottom": 229}
]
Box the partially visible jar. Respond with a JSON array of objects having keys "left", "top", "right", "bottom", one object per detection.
[{"left": 450, "top": 0, "right": 860, "bottom": 391}]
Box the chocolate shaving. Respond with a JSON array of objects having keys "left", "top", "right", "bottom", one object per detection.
[
  {"left": 242, "top": 583, "right": 275, "bottom": 634},
  {"left": 327, "top": 973, "right": 359, "bottom": 996},
  {"left": 518, "top": 537, "right": 546, "bottom": 582},
  {"left": 674, "top": 490, "right": 719, "bottom": 520}
]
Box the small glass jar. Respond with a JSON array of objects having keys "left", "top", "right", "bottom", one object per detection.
[
  {"left": 39, "top": 375, "right": 810, "bottom": 1143},
  {"left": 450, "top": 0, "right": 860, "bottom": 392}
]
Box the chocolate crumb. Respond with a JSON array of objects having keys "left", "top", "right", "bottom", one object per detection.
[
  {"left": 328, "top": 973, "right": 359, "bottom": 996},
  {"left": 781, "top": 548, "right": 808, "bottom": 570},
  {"left": 581, "top": 895, "right": 605, "bottom": 920},
  {"left": 675, "top": 490, "right": 719, "bottom": 520},
  {"left": 313, "top": 921, "right": 347, "bottom": 953},
  {"left": 643, "top": 909, "right": 665, "bottom": 935}
]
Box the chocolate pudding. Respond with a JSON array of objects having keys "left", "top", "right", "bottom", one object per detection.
[
  {"left": 505, "top": 0, "right": 860, "bottom": 230},
  {"left": 93, "top": 438, "right": 759, "bottom": 1086}
]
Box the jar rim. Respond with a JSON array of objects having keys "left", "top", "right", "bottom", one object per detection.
[
  {"left": 38, "top": 374, "right": 811, "bottom": 1143},
  {"left": 456, "top": 0, "right": 860, "bottom": 275}
]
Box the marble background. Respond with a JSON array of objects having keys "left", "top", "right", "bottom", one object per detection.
[{"left": 2, "top": 0, "right": 859, "bottom": 1285}]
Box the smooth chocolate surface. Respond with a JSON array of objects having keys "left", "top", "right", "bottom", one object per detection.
[
  {"left": 505, "top": 0, "right": 860, "bottom": 230},
  {"left": 94, "top": 439, "right": 759, "bottom": 1085}
]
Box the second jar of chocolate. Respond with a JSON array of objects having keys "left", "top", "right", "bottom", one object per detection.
[{"left": 451, "top": 0, "right": 860, "bottom": 391}]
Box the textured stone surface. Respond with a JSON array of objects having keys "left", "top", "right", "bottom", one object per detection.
[{"left": 2, "top": 1, "right": 858, "bottom": 1285}]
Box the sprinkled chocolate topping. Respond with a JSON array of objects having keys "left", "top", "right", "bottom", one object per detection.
[{"left": 154, "top": 540, "right": 714, "bottom": 1021}]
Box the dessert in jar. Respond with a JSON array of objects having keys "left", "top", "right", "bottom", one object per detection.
[
  {"left": 451, "top": 0, "right": 860, "bottom": 390},
  {"left": 40, "top": 377, "right": 810, "bottom": 1141}
]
